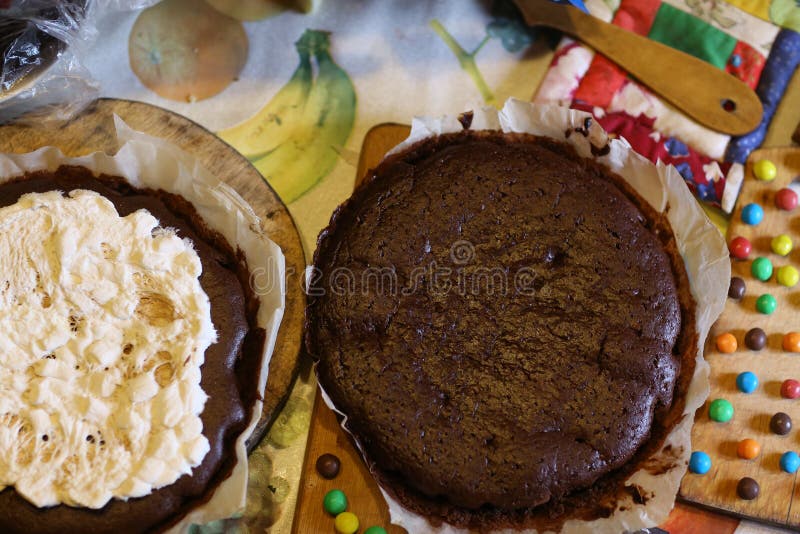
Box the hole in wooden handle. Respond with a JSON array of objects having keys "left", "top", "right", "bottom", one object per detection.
[{"left": 721, "top": 98, "right": 737, "bottom": 113}]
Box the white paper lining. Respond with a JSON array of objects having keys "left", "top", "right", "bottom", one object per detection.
[
  {"left": 318, "top": 99, "right": 730, "bottom": 533},
  {"left": 0, "top": 117, "right": 286, "bottom": 533}
]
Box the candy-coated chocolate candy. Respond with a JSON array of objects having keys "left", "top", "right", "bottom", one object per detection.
[
  {"left": 751, "top": 257, "right": 773, "bottom": 281},
  {"left": 335, "top": 512, "right": 360, "bottom": 534},
  {"left": 772, "top": 234, "right": 793, "bottom": 256},
  {"left": 709, "top": 399, "right": 734, "bottom": 422},
  {"left": 741, "top": 203, "right": 764, "bottom": 225},
  {"left": 689, "top": 451, "right": 712, "bottom": 474},
  {"left": 729, "top": 237, "right": 752, "bottom": 260},
  {"left": 754, "top": 159, "right": 777, "bottom": 181},
  {"left": 777, "top": 265, "right": 799, "bottom": 287},
  {"left": 737, "top": 438, "right": 761, "bottom": 459},
  {"left": 364, "top": 527, "right": 388, "bottom": 534},
  {"left": 775, "top": 188, "right": 798, "bottom": 211},
  {"left": 784, "top": 332, "right": 800, "bottom": 353},
  {"left": 737, "top": 477, "right": 760, "bottom": 500},
  {"left": 729, "top": 277, "right": 746, "bottom": 299},
  {"left": 316, "top": 453, "right": 341, "bottom": 479},
  {"left": 324, "top": 489, "right": 348, "bottom": 515},
  {"left": 736, "top": 371, "right": 758, "bottom": 393},
  {"left": 744, "top": 328, "right": 766, "bottom": 350},
  {"left": 781, "top": 451, "right": 800, "bottom": 473},
  {"left": 781, "top": 379, "right": 800, "bottom": 399},
  {"left": 771, "top": 412, "right": 792, "bottom": 435},
  {"left": 716, "top": 332, "right": 737, "bottom": 353},
  {"left": 756, "top": 294, "right": 777, "bottom": 314}
]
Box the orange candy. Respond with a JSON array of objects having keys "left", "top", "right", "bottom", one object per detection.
[
  {"left": 783, "top": 332, "right": 800, "bottom": 353},
  {"left": 716, "top": 333, "right": 738, "bottom": 353},
  {"left": 737, "top": 438, "right": 761, "bottom": 460}
]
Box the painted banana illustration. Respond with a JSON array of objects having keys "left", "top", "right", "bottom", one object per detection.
[{"left": 219, "top": 29, "right": 356, "bottom": 203}]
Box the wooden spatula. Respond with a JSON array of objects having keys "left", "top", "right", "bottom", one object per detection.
[{"left": 514, "top": 0, "right": 763, "bottom": 136}]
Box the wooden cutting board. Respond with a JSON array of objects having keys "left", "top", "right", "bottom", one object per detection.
[
  {"left": 679, "top": 147, "right": 800, "bottom": 528},
  {"left": 0, "top": 98, "right": 306, "bottom": 446}
]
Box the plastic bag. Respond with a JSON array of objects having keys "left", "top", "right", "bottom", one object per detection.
[
  {"left": 0, "top": 0, "right": 98, "bottom": 124},
  {"left": 0, "top": 0, "right": 158, "bottom": 125}
]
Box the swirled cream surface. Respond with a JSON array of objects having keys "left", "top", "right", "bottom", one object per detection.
[{"left": 0, "top": 189, "right": 216, "bottom": 509}]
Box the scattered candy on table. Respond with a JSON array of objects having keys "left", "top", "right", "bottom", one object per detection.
[
  {"left": 334, "top": 511, "right": 360, "bottom": 534},
  {"left": 728, "top": 277, "right": 746, "bottom": 299},
  {"left": 364, "top": 527, "right": 388, "bottom": 534},
  {"left": 716, "top": 332, "right": 737, "bottom": 353},
  {"left": 741, "top": 203, "right": 764, "bottom": 225},
  {"left": 316, "top": 453, "right": 342, "bottom": 479},
  {"left": 775, "top": 187, "right": 798, "bottom": 211},
  {"left": 323, "top": 489, "right": 348, "bottom": 515},
  {"left": 776, "top": 265, "right": 799, "bottom": 287},
  {"left": 729, "top": 237, "right": 752, "bottom": 260},
  {"left": 744, "top": 328, "right": 766, "bottom": 351},
  {"left": 737, "top": 477, "right": 760, "bottom": 500},
  {"left": 689, "top": 451, "right": 712, "bottom": 475},
  {"left": 780, "top": 379, "right": 800, "bottom": 399},
  {"left": 756, "top": 294, "right": 777, "bottom": 314},
  {"left": 736, "top": 371, "right": 758, "bottom": 393},
  {"left": 780, "top": 452, "right": 800, "bottom": 473},
  {"left": 751, "top": 257, "right": 773, "bottom": 281},
  {"left": 709, "top": 399, "right": 734, "bottom": 422},
  {"left": 753, "top": 159, "right": 777, "bottom": 181},
  {"left": 737, "top": 438, "right": 761, "bottom": 460},
  {"left": 783, "top": 332, "right": 800, "bottom": 353},
  {"left": 770, "top": 412, "right": 792, "bottom": 435}
]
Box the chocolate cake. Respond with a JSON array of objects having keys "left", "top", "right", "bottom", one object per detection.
[
  {"left": 306, "top": 131, "right": 696, "bottom": 528},
  {"left": 0, "top": 166, "right": 265, "bottom": 533}
]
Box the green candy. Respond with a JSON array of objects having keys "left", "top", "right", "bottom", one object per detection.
[
  {"left": 364, "top": 527, "right": 388, "bottom": 534},
  {"left": 323, "top": 489, "right": 348, "bottom": 516},
  {"left": 709, "top": 399, "right": 734, "bottom": 422},
  {"left": 751, "top": 257, "right": 773, "bottom": 281},
  {"left": 756, "top": 294, "right": 777, "bottom": 314}
]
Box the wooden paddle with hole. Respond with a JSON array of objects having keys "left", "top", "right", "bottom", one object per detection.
[{"left": 513, "top": 0, "right": 763, "bottom": 136}]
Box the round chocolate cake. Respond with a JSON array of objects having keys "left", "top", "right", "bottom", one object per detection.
[
  {"left": 0, "top": 166, "right": 265, "bottom": 533},
  {"left": 306, "top": 131, "right": 696, "bottom": 528}
]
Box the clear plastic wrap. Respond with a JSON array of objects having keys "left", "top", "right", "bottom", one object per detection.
[
  {"left": 0, "top": 1, "right": 98, "bottom": 123},
  {"left": 0, "top": 0, "right": 159, "bottom": 125}
]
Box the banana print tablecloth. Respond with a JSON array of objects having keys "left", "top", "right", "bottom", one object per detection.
[{"left": 72, "top": 0, "right": 800, "bottom": 531}]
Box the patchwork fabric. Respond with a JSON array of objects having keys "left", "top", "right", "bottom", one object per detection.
[{"left": 535, "top": 0, "right": 800, "bottom": 212}]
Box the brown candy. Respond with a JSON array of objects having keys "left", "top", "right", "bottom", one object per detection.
[
  {"left": 729, "top": 277, "right": 746, "bottom": 299},
  {"left": 770, "top": 412, "right": 792, "bottom": 435},
  {"left": 737, "top": 477, "right": 759, "bottom": 500},
  {"left": 316, "top": 453, "right": 341, "bottom": 479},
  {"left": 744, "top": 328, "right": 767, "bottom": 351}
]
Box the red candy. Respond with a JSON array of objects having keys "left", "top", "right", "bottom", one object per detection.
[
  {"left": 729, "top": 236, "right": 752, "bottom": 260},
  {"left": 775, "top": 188, "right": 798, "bottom": 211},
  {"left": 781, "top": 379, "right": 800, "bottom": 399}
]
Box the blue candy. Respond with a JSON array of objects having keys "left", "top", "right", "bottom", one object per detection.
[
  {"left": 741, "top": 203, "right": 764, "bottom": 225},
  {"left": 689, "top": 451, "right": 712, "bottom": 474},
  {"left": 736, "top": 371, "right": 759, "bottom": 394},
  {"left": 781, "top": 451, "right": 800, "bottom": 473}
]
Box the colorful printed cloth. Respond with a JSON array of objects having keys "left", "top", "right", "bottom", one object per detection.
[{"left": 534, "top": 0, "right": 800, "bottom": 212}]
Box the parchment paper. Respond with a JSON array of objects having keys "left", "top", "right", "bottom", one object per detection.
[
  {"left": 317, "top": 99, "right": 730, "bottom": 533},
  {"left": 0, "top": 117, "right": 286, "bottom": 533}
]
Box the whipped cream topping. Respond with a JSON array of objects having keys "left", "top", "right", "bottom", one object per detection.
[{"left": 0, "top": 189, "right": 216, "bottom": 509}]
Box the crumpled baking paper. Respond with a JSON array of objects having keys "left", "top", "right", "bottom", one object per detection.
[
  {"left": 317, "top": 98, "right": 730, "bottom": 533},
  {"left": 0, "top": 117, "right": 286, "bottom": 533}
]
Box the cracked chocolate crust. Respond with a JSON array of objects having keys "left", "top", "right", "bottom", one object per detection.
[{"left": 306, "top": 131, "right": 697, "bottom": 530}]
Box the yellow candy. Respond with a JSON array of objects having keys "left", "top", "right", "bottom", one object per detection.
[
  {"left": 777, "top": 265, "right": 800, "bottom": 287},
  {"left": 772, "top": 234, "right": 793, "bottom": 256},
  {"left": 754, "top": 159, "right": 777, "bottom": 181},
  {"left": 335, "top": 512, "right": 360, "bottom": 534}
]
